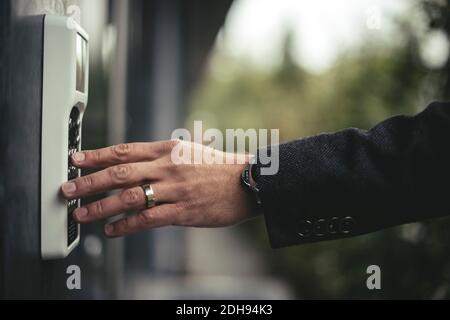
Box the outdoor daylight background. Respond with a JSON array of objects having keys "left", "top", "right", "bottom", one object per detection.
[
  {"left": 186, "top": 0, "right": 450, "bottom": 299},
  {"left": 2, "top": 0, "right": 450, "bottom": 300}
]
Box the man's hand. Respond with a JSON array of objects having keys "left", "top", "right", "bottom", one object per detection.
[{"left": 61, "top": 140, "right": 259, "bottom": 238}]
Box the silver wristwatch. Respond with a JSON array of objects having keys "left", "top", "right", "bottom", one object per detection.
[{"left": 241, "top": 163, "right": 262, "bottom": 205}]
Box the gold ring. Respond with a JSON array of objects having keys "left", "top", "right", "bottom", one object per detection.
[{"left": 141, "top": 184, "right": 156, "bottom": 209}]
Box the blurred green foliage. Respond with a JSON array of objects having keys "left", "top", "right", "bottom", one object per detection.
[{"left": 188, "top": 0, "right": 450, "bottom": 298}]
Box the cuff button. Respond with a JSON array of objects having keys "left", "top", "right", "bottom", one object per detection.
[
  {"left": 340, "top": 216, "right": 355, "bottom": 234},
  {"left": 314, "top": 219, "right": 326, "bottom": 236},
  {"left": 297, "top": 220, "right": 313, "bottom": 238},
  {"left": 328, "top": 217, "right": 339, "bottom": 234}
]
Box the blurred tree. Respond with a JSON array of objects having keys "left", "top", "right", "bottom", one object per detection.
[
  {"left": 275, "top": 28, "right": 307, "bottom": 88},
  {"left": 188, "top": 0, "right": 450, "bottom": 299}
]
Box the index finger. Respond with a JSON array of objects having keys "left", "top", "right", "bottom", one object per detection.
[{"left": 72, "top": 141, "right": 177, "bottom": 168}]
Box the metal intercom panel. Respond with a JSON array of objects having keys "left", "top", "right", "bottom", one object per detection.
[{"left": 41, "top": 15, "right": 89, "bottom": 259}]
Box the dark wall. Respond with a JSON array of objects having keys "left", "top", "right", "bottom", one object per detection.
[
  {"left": 0, "top": 0, "right": 11, "bottom": 301},
  {"left": 0, "top": 0, "right": 97, "bottom": 299}
]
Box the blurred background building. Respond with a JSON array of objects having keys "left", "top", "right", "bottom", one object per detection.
[{"left": 1, "top": 0, "right": 450, "bottom": 299}]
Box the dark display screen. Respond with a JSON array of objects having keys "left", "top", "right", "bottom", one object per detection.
[{"left": 76, "top": 33, "right": 87, "bottom": 93}]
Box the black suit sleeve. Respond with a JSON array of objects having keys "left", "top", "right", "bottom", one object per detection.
[{"left": 254, "top": 101, "right": 450, "bottom": 248}]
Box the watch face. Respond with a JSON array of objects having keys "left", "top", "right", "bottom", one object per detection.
[
  {"left": 240, "top": 164, "right": 262, "bottom": 205},
  {"left": 241, "top": 164, "right": 252, "bottom": 188},
  {"left": 250, "top": 162, "right": 259, "bottom": 181}
]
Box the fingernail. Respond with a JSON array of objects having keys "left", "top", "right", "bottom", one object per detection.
[
  {"left": 105, "top": 224, "right": 114, "bottom": 235},
  {"left": 62, "top": 182, "right": 77, "bottom": 194},
  {"left": 72, "top": 152, "right": 85, "bottom": 162},
  {"left": 75, "top": 207, "right": 88, "bottom": 219}
]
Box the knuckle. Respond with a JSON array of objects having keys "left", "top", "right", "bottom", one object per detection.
[
  {"left": 121, "top": 188, "right": 140, "bottom": 206},
  {"left": 94, "top": 200, "right": 104, "bottom": 217},
  {"left": 165, "top": 161, "right": 183, "bottom": 177},
  {"left": 183, "top": 199, "right": 197, "bottom": 212},
  {"left": 165, "top": 160, "right": 177, "bottom": 173},
  {"left": 112, "top": 144, "right": 131, "bottom": 160},
  {"left": 138, "top": 211, "right": 153, "bottom": 225},
  {"left": 174, "top": 202, "right": 186, "bottom": 216},
  {"left": 80, "top": 175, "right": 94, "bottom": 189},
  {"left": 172, "top": 202, "right": 189, "bottom": 225},
  {"left": 91, "top": 149, "right": 102, "bottom": 162},
  {"left": 178, "top": 182, "right": 194, "bottom": 199},
  {"left": 118, "top": 218, "right": 129, "bottom": 232},
  {"left": 110, "top": 164, "right": 131, "bottom": 182},
  {"left": 161, "top": 140, "right": 178, "bottom": 155}
]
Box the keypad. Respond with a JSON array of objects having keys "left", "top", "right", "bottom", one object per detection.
[{"left": 67, "top": 107, "right": 80, "bottom": 246}]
